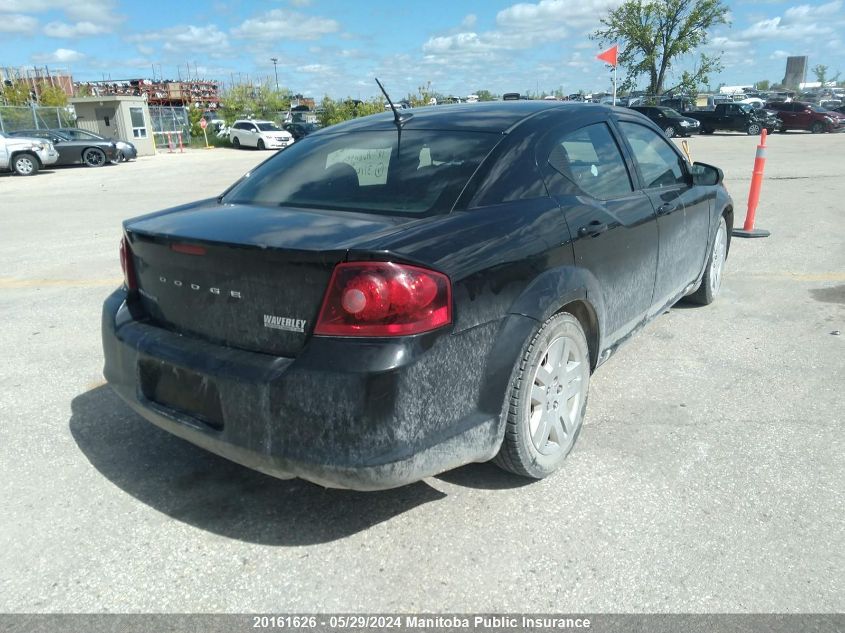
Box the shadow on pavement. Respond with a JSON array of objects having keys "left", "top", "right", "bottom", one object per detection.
[
  {"left": 70, "top": 386, "right": 446, "bottom": 546},
  {"left": 435, "top": 461, "right": 533, "bottom": 490}
]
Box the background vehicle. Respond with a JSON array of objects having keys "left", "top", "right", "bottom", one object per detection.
[
  {"left": 764, "top": 101, "right": 840, "bottom": 133},
  {"left": 0, "top": 130, "right": 59, "bottom": 176},
  {"left": 103, "top": 102, "right": 732, "bottom": 490},
  {"left": 53, "top": 127, "right": 137, "bottom": 161},
  {"left": 10, "top": 129, "right": 118, "bottom": 167},
  {"left": 229, "top": 120, "right": 294, "bottom": 150},
  {"left": 629, "top": 105, "right": 700, "bottom": 137},
  {"left": 689, "top": 103, "right": 777, "bottom": 135},
  {"left": 282, "top": 122, "right": 320, "bottom": 141}
]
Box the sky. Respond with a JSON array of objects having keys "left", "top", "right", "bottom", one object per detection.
[{"left": 0, "top": 0, "right": 843, "bottom": 98}]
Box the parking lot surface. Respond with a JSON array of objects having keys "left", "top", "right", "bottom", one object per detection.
[{"left": 1, "top": 134, "right": 842, "bottom": 612}]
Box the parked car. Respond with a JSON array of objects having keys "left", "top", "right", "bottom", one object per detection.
[
  {"left": 103, "top": 102, "right": 732, "bottom": 490},
  {"left": 229, "top": 120, "right": 294, "bottom": 150},
  {"left": 53, "top": 127, "right": 137, "bottom": 161},
  {"left": 0, "top": 130, "right": 59, "bottom": 176},
  {"left": 764, "top": 101, "right": 840, "bottom": 133},
  {"left": 689, "top": 103, "right": 777, "bottom": 135},
  {"left": 9, "top": 129, "right": 118, "bottom": 167},
  {"left": 282, "top": 122, "right": 320, "bottom": 141},
  {"left": 629, "top": 105, "right": 700, "bottom": 137}
]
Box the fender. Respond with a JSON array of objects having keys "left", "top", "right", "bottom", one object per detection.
[{"left": 506, "top": 264, "right": 605, "bottom": 365}]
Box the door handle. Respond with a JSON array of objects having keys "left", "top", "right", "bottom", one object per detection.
[
  {"left": 578, "top": 221, "right": 608, "bottom": 237},
  {"left": 656, "top": 203, "right": 677, "bottom": 216}
]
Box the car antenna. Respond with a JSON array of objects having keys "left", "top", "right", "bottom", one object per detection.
[{"left": 375, "top": 77, "right": 404, "bottom": 128}]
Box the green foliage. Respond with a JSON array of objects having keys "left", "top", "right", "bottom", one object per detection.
[
  {"left": 38, "top": 84, "right": 68, "bottom": 107},
  {"left": 1, "top": 81, "right": 31, "bottom": 106},
  {"left": 812, "top": 64, "right": 828, "bottom": 85},
  {"left": 218, "top": 84, "right": 292, "bottom": 125},
  {"left": 318, "top": 96, "right": 384, "bottom": 127},
  {"left": 188, "top": 105, "right": 205, "bottom": 139},
  {"left": 75, "top": 84, "right": 92, "bottom": 98},
  {"left": 756, "top": 79, "right": 770, "bottom": 91},
  {"left": 475, "top": 89, "right": 498, "bottom": 101},
  {"left": 593, "top": 0, "right": 729, "bottom": 95}
]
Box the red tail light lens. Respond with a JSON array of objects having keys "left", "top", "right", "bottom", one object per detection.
[
  {"left": 315, "top": 262, "right": 452, "bottom": 337},
  {"left": 119, "top": 235, "right": 138, "bottom": 291}
]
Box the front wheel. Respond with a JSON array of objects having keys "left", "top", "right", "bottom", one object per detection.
[
  {"left": 83, "top": 147, "right": 106, "bottom": 167},
  {"left": 13, "top": 153, "right": 39, "bottom": 176},
  {"left": 494, "top": 312, "right": 591, "bottom": 479},
  {"left": 687, "top": 216, "right": 728, "bottom": 306},
  {"left": 811, "top": 122, "right": 824, "bottom": 134},
  {"left": 232, "top": 136, "right": 241, "bottom": 148},
  {"left": 747, "top": 123, "right": 761, "bottom": 135},
  {"left": 257, "top": 139, "right": 265, "bottom": 150},
  {"left": 663, "top": 125, "right": 676, "bottom": 138}
]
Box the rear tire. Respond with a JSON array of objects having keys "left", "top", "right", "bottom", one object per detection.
[
  {"left": 811, "top": 122, "right": 824, "bottom": 134},
  {"left": 494, "top": 312, "right": 590, "bottom": 479},
  {"left": 83, "top": 147, "right": 106, "bottom": 167},
  {"left": 687, "top": 216, "right": 728, "bottom": 306},
  {"left": 13, "top": 153, "right": 39, "bottom": 176}
]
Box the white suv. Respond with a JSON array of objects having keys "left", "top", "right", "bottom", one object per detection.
[
  {"left": 229, "top": 120, "right": 294, "bottom": 150},
  {"left": 0, "top": 131, "right": 60, "bottom": 176}
]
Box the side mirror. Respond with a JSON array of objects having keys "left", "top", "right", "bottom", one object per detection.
[
  {"left": 52, "top": 137, "right": 62, "bottom": 144},
  {"left": 691, "top": 162, "right": 723, "bottom": 186}
]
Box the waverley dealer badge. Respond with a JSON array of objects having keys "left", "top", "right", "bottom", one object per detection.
[{"left": 263, "top": 314, "right": 306, "bottom": 333}]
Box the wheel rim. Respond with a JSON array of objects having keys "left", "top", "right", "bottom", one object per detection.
[
  {"left": 665, "top": 126, "right": 675, "bottom": 137},
  {"left": 527, "top": 335, "right": 588, "bottom": 456},
  {"left": 15, "top": 157, "right": 34, "bottom": 174},
  {"left": 749, "top": 124, "right": 760, "bottom": 135},
  {"left": 85, "top": 149, "right": 104, "bottom": 166},
  {"left": 709, "top": 220, "right": 727, "bottom": 295}
]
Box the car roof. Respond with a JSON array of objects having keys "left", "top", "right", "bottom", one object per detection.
[{"left": 322, "top": 101, "right": 613, "bottom": 134}]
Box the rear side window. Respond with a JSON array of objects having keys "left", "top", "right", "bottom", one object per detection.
[
  {"left": 547, "top": 123, "right": 633, "bottom": 200},
  {"left": 619, "top": 122, "right": 687, "bottom": 189},
  {"left": 224, "top": 130, "right": 500, "bottom": 216}
]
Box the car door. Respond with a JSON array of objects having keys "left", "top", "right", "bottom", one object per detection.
[
  {"left": 246, "top": 122, "right": 261, "bottom": 147},
  {"left": 778, "top": 103, "right": 798, "bottom": 130},
  {"left": 541, "top": 121, "right": 658, "bottom": 345},
  {"left": 616, "top": 120, "right": 710, "bottom": 314}
]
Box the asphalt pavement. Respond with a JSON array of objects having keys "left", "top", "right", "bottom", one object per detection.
[{"left": 0, "top": 132, "right": 842, "bottom": 613}]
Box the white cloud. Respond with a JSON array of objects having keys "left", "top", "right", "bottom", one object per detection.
[
  {"left": 496, "top": 0, "right": 623, "bottom": 30},
  {"left": 740, "top": 0, "right": 844, "bottom": 40},
  {"left": 129, "top": 24, "right": 230, "bottom": 55},
  {"left": 44, "top": 21, "right": 109, "bottom": 38},
  {"left": 0, "top": 13, "right": 38, "bottom": 33},
  {"left": 1, "top": 0, "right": 122, "bottom": 27},
  {"left": 770, "top": 49, "right": 791, "bottom": 59},
  {"left": 461, "top": 14, "right": 477, "bottom": 28},
  {"left": 232, "top": 9, "right": 339, "bottom": 41},
  {"left": 300, "top": 64, "right": 332, "bottom": 74},
  {"left": 32, "top": 48, "right": 85, "bottom": 63}
]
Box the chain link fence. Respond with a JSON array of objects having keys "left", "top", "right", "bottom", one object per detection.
[
  {"left": 0, "top": 106, "right": 74, "bottom": 133},
  {"left": 149, "top": 106, "right": 191, "bottom": 148}
]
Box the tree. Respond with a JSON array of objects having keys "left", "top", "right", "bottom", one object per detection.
[
  {"left": 1, "top": 81, "right": 31, "bottom": 106},
  {"left": 593, "top": 0, "right": 729, "bottom": 95},
  {"left": 475, "top": 89, "right": 498, "bottom": 101},
  {"left": 318, "top": 96, "right": 384, "bottom": 127},
  {"left": 38, "top": 84, "right": 68, "bottom": 107},
  {"left": 812, "top": 64, "right": 828, "bottom": 85},
  {"left": 756, "top": 79, "right": 770, "bottom": 91}
]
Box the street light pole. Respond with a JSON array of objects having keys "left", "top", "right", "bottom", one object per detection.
[{"left": 270, "top": 57, "right": 279, "bottom": 92}]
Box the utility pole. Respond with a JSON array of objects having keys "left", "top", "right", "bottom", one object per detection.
[{"left": 270, "top": 57, "right": 279, "bottom": 92}]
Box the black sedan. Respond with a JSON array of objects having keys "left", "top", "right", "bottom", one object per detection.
[
  {"left": 53, "top": 127, "right": 137, "bottom": 161},
  {"left": 103, "top": 102, "right": 732, "bottom": 490},
  {"left": 629, "top": 105, "right": 701, "bottom": 137},
  {"left": 282, "top": 122, "right": 320, "bottom": 140},
  {"left": 10, "top": 129, "right": 118, "bottom": 167}
]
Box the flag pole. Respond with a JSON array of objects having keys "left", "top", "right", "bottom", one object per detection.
[{"left": 613, "top": 63, "right": 617, "bottom": 105}]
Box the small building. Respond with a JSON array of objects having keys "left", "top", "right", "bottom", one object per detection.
[{"left": 69, "top": 95, "right": 156, "bottom": 157}]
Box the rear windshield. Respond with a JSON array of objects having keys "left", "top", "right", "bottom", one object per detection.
[{"left": 223, "top": 129, "right": 501, "bottom": 215}]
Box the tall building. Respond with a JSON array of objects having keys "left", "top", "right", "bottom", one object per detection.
[{"left": 782, "top": 56, "right": 808, "bottom": 89}]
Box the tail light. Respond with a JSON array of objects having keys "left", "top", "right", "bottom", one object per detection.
[
  {"left": 119, "top": 235, "right": 138, "bottom": 291},
  {"left": 315, "top": 262, "right": 452, "bottom": 337}
]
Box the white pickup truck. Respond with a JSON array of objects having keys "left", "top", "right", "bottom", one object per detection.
[{"left": 0, "top": 130, "right": 60, "bottom": 176}]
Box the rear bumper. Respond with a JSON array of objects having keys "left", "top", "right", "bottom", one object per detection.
[{"left": 101, "top": 289, "right": 518, "bottom": 490}]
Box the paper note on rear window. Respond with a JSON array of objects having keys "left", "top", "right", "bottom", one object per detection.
[{"left": 326, "top": 148, "right": 392, "bottom": 186}]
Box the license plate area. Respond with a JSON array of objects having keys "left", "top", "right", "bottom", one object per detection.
[{"left": 139, "top": 360, "right": 224, "bottom": 430}]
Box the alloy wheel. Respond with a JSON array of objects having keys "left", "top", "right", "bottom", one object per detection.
[
  {"left": 709, "top": 220, "right": 727, "bottom": 296},
  {"left": 527, "top": 335, "right": 588, "bottom": 456}
]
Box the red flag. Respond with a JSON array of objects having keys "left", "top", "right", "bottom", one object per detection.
[{"left": 596, "top": 44, "right": 618, "bottom": 67}]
